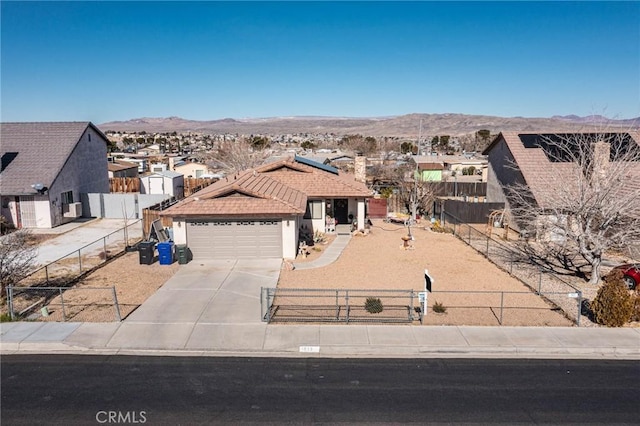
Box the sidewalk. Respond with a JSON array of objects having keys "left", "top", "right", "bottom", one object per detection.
[{"left": 1, "top": 321, "right": 638, "bottom": 359}]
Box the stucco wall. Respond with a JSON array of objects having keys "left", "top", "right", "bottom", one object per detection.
[
  {"left": 486, "top": 138, "right": 524, "bottom": 203},
  {"left": 282, "top": 216, "right": 298, "bottom": 259},
  {"left": 48, "top": 126, "right": 109, "bottom": 227},
  {"left": 172, "top": 220, "right": 187, "bottom": 244},
  {"left": 418, "top": 170, "right": 442, "bottom": 181}
]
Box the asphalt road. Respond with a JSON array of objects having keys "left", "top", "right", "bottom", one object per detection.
[{"left": 1, "top": 355, "right": 638, "bottom": 425}]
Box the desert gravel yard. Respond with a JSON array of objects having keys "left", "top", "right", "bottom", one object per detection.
[{"left": 277, "top": 220, "right": 573, "bottom": 326}]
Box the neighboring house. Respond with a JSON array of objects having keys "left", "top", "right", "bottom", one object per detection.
[
  {"left": 324, "top": 154, "right": 355, "bottom": 172},
  {"left": 140, "top": 171, "right": 185, "bottom": 198},
  {"left": 171, "top": 158, "right": 212, "bottom": 178},
  {"left": 482, "top": 131, "right": 640, "bottom": 233},
  {"left": 160, "top": 156, "right": 373, "bottom": 260},
  {"left": 107, "top": 159, "right": 139, "bottom": 178},
  {"left": 441, "top": 154, "right": 488, "bottom": 181},
  {"left": 0, "top": 122, "right": 109, "bottom": 229},
  {"left": 149, "top": 163, "right": 168, "bottom": 173},
  {"left": 415, "top": 162, "right": 444, "bottom": 181}
]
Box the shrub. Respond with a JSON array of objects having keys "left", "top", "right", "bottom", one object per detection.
[
  {"left": 590, "top": 270, "right": 633, "bottom": 327},
  {"left": 0, "top": 312, "right": 13, "bottom": 322},
  {"left": 431, "top": 220, "right": 453, "bottom": 234},
  {"left": 432, "top": 301, "right": 447, "bottom": 314},
  {"left": 364, "top": 297, "right": 383, "bottom": 314}
]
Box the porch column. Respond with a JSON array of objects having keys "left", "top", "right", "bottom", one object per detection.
[{"left": 357, "top": 199, "right": 366, "bottom": 231}]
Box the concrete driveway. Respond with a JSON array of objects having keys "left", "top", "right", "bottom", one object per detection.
[
  {"left": 105, "top": 259, "right": 282, "bottom": 350},
  {"left": 30, "top": 218, "right": 143, "bottom": 266}
]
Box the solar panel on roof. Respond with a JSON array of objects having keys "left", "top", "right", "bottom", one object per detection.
[{"left": 294, "top": 155, "right": 339, "bottom": 174}]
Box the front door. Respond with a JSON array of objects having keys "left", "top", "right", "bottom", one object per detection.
[{"left": 334, "top": 198, "right": 349, "bottom": 225}]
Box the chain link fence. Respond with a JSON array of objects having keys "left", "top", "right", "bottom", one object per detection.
[
  {"left": 5, "top": 220, "right": 143, "bottom": 322},
  {"left": 261, "top": 288, "right": 420, "bottom": 323},
  {"left": 17, "top": 220, "right": 143, "bottom": 288},
  {"left": 6, "top": 285, "right": 121, "bottom": 322},
  {"left": 441, "top": 212, "right": 583, "bottom": 325},
  {"left": 261, "top": 287, "right": 575, "bottom": 326}
]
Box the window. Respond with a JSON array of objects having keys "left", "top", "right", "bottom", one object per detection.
[
  {"left": 61, "top": 191, "right": 73, "bottom": 204},
  {"left": 196, "top": 169, "right": 203, "bottom": 178},
  {"left": 304, "top": 200, "right": 323, "bottom": 219}
]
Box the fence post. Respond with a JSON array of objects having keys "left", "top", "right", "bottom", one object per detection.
[
  {"left": 499, "top": 292, "right": 504, "bottom": 325},
  {"left": 59, "top": 288, "right": 67, "bottom": 321},
  {"left": 509, "top": 251, "right": 513, "bottom": 275},
  {"left": 7, "top": 286, "right": 15, "bottom": 321},
  {"left": 78, "top": 249, "right": 82, "bottom": 273},
  {"left": 104, "top": 236, "right": 108, "bottom": 261},
  {"left": 468, "top": 224, "right": 471, "bottom": 244},
  {"left": 112, "top": 286, "right": 122, "bottom": 322},
  {"left": 576, "top": 291, "right": 582, "bottom": 327},
  {"left": 45, "top": 265, "right": 50, "bottom": 285},
  {"left": 335, "top": 290, "right": 339, "bottom": 321},
  {"left": 345, "top": 290, "right": 350, "bottom": 324},
  {"left": 538, "top": 268, "right": 542, "bottom": 294},
  {"left": 486, "top": 235, "right": 489, "bottom": 257},
  {"left": 410, "top": 291, "right": 415, "bottom": 321}
]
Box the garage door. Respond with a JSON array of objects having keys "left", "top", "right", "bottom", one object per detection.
[{"left": 187, "top": 219, "right": 282, "bottom": 260}]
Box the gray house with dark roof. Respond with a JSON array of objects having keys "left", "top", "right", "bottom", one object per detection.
[
  {"left": 482, "top": 130, "right": 640, "bottom": 232},
  {"left": 0, "top": 122, "right": 109, "bottom": 229}
]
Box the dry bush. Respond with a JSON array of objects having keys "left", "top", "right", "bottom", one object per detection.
[
  {"left": 631, "top": 290, "right": 640, "bottom": 323},
  {"left": 590, "top": 270, "right": 633, "bottom": 327}
]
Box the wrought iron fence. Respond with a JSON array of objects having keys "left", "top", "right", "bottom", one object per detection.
[
  {"left": 17, "top": 219, "right": 143, "bottom": 288},
  {"left": 261, "top": 288, "right": 420, "bottom": 323},
  {"left": 6, "top": 285, "right": 121, "bottom": 322},
  {"left": 441, "top": 211, "right": 583, "bottom": 325}
]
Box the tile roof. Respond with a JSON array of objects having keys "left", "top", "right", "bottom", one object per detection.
[
  {"left": 255, "top": 157, "right": 373, "bottom": 197},
  {"left": 485, "top": 131, "right": 640, "bottom": 211},
  {"left": 161, "top": 156, "right": 373, "bottom": 218},
  {"left": 160, "top": 172, "right": 307, "bottom": 217},
  {"left": 0, "top": 122, "right": 107, "bottom": 194}
]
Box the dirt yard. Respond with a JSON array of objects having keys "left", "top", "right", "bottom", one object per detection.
[
  {"left": 5, "top": 252, "right": 179, "bottom": 322},
  {"left": 278, "top": 220, "right": 573, "bottom": 326},
  {"left": 6, "top": 220, "right": 579, "bottom": 325}
]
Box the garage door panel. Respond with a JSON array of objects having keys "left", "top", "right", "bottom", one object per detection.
[{"left": 187, "top": 219, "right": 282, "bottom": 260}]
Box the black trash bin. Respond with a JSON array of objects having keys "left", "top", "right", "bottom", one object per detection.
[
  {"left": 176, "top": 244, "right": 190, "bottom": 265},
  {"left": 138, "top": 241, "right": 155, "bottom": 265}
]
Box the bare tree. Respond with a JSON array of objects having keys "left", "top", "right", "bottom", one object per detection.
[
  {"left": 392, "top": 160, "right": 438, "bottom": 220},
  {"left": 206, "top": 137, "right": 271, "bottom": 173},
  {"left": 0, "top": 230, "right": 37, "bottom": 300},
  {"left": 506, "top": 131, "right": 640, "bottom": 284}
]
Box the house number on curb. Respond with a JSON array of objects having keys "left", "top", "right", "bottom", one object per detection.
[{"left": 299, "top": 346, "right": 320, "bottom": 353}]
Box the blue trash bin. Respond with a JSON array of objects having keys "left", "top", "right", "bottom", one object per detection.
[{"left": 157, "top": 241, "right": 175, "bottom": 265}]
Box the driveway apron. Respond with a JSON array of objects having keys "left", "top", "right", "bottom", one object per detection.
[{"left": 124, "top": 259, "right": 281, "bottom": 325}]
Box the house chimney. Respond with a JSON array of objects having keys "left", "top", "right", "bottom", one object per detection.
[
  {"left": 593, "top": 141, "right": 610, "bottom": 179},
  {"left": 354, "top": 155, "right": 366, "bottom": 183}
]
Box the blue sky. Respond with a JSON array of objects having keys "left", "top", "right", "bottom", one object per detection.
[{"left": 1, "top": 1, "right": 639, "bottom": 123}]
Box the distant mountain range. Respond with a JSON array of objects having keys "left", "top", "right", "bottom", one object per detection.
[{"left": 99, "top": 113, "right": 640, "bottom": 137}]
